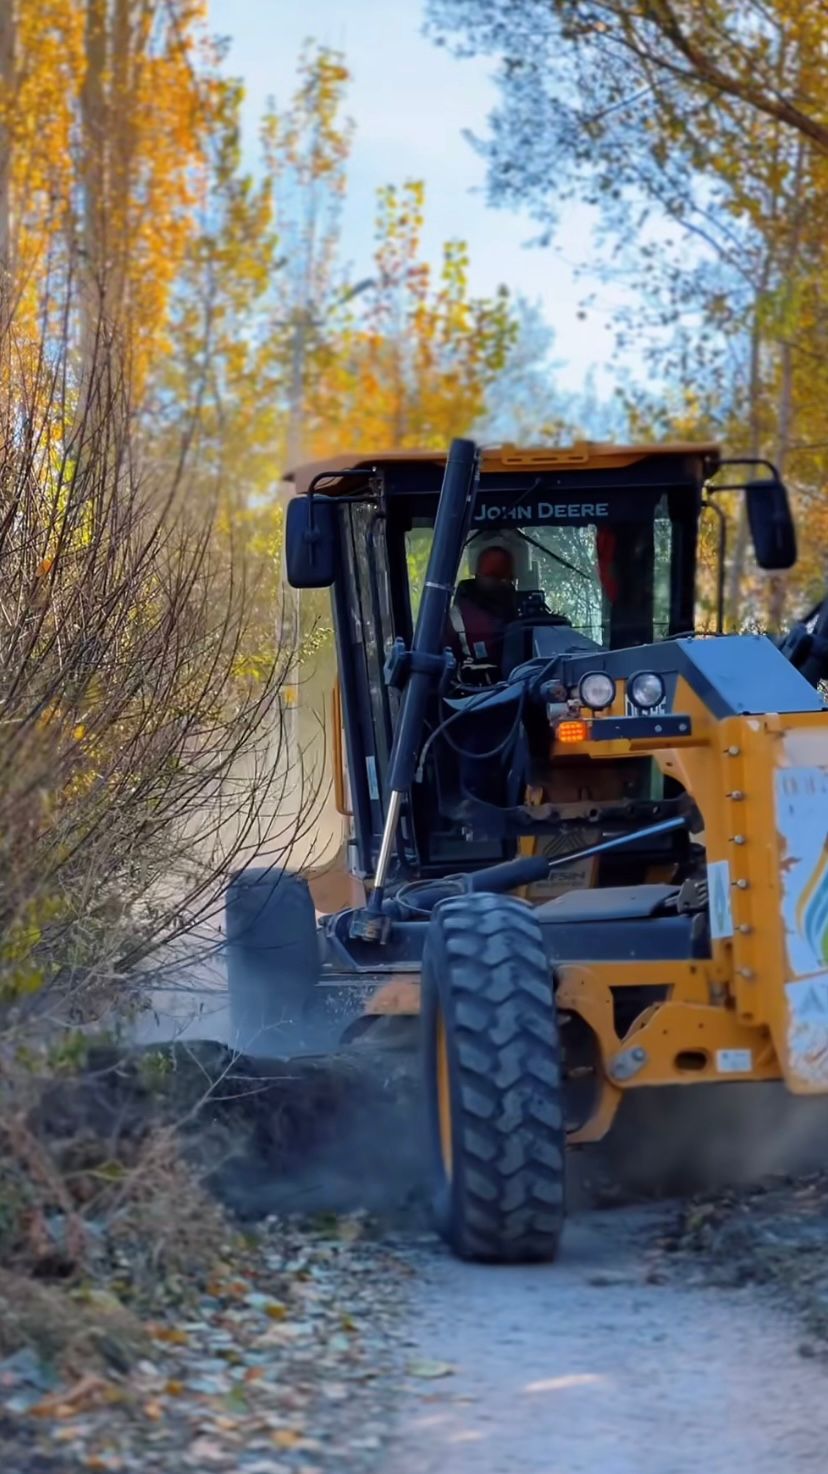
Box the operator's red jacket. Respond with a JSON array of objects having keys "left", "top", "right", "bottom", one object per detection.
[{"left": 445, "top": 579, "right": 519, "bottom": 674}]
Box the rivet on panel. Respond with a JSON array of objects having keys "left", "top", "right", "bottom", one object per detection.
[
  {"left": 726, "top": 746, "right": 741, "bottom": 756},
  {"left": 735, "top": 879, "right": 750, "bottom": 890},
  {"left": 728, "top": 791, "right": 745, "bottom": 801},
  {"left": 739, "top": 967, "right": 755, "bottom": 979},
  {"left": 731, "top": 835, "right": 746, "bottom": 845}
]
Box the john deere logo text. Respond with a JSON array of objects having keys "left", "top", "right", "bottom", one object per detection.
[{"left": 472, "top": 501, "right": 609, "bottom": 524}]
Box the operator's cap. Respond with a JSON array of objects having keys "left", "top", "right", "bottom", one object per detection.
[{"left": 476, "top": 545, "right": 515, "bottom": 581}]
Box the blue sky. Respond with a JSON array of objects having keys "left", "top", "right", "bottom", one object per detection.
[{"left": 208, "top": 0, "right": 634, "bottom": 397}]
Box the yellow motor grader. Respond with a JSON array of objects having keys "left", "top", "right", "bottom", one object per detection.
[{"left": 227, "top": 436, "right": 828, "bottom": 1264}]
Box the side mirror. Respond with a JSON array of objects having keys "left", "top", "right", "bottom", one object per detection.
[
  {"left": 285, "top": 496, "right": 337, "bottom": 588},
  {"left": 745, "top": 477, "right": 797, "bottom": 570}
]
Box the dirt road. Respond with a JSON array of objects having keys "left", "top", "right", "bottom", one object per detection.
[{"left": 386, "top": 1204, "right": 828, "bottom": 1474}]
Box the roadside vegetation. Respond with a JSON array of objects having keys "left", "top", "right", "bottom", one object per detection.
[{"left": 0, "top": 0, "right": 522, "bottom": 1419}]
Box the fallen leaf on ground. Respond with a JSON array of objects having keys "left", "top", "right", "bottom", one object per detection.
[
  {"left": 32, "top": 1375, "right": 112, "bottom": 1416},
  {"left": 151, "top": 1327, "right": 188, "bottom": 1346},
  {"left": 187, "top": 1437, "right": 228, "bottom": 1464},
  {"left": 272, "top": 1428, "right": 303, "bottom": 1448},
  {"left": 407, "top": 1360, "right": 455, "bottom": 1379},
  {"left": 337, "top": 1218, "right": 365, "bottom": 1243}
]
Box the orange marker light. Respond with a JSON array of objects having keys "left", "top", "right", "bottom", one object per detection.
[{"left": 556, "top": 719, "right": 590, "bottom": 744}]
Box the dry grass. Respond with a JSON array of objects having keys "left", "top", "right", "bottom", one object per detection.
[
  {"left": 0, "top": 1049, "right": 236, "bottom": 1359},
  {"left": 0, "top": 1270, "right": 151, "bottom": 1378}
]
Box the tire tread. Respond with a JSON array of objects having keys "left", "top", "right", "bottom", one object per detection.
[{"left": 423, "top": 892, "right": 565, "bottom": 1264}]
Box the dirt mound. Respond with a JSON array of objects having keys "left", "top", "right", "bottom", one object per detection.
[
  {"left": 31, "top": 1037, "right": 426, "bottom": 1224},
  {"left": 660, "top": 1172, "right": 828, "bottom": 1349}
]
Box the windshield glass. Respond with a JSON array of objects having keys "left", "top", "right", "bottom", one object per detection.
[{"left": 405, "top": 499, "right": 674, "bottom": 648}]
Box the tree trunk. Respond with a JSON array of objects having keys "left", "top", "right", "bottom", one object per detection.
[
  {"left": 0, "top": 0, "right": 15, "bottom": 303},
  {"left": 281, "top": 313, "right": 308, "bottom": 751},
  {"left": 110, "top": 0, "right": 133, "bottom": 339},
  {"left": 766, "top": 337, "right": 794, "bottom": 631},
  {"left": 725, "top": 305, "right": 764, "bottom": 626},
  {"left": 79, "top": 0, "right": 109, "bottom": 394},
  {"left": 767, "top": 137, "right": 806, "bottom": 632}
]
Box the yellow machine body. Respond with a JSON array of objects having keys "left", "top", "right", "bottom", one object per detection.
[
  {"left": 286, "top": 438, "right": 821, "bottom": 1151},
  {"left": 365, "top": 677, "right": 828, "bottom": 1142}
]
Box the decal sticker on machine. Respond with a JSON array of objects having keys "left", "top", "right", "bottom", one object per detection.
[
  {"left": 715, "top": 1049, "right": 752, "bottom": 1074},
  {"left": 786, "top": 979, "right": 828, "bottom": 1086},
  {"left": 707, "top": 860, "right": 733, "bottom": 939},
  {"left": 775, "top": 766, "right": 828, "bottom": 976},
  {"left": 365, "top": 755, "right": 379, "bottom": 801},
  {"left": 471, "top": 487, "right": 667, "bottom": 527},
  {"left": 776, "top": 770, "right": 828, "bottom": 1083}
]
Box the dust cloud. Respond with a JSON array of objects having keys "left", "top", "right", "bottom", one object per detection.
[
  {"left": 575, "top": 1081, "right": 828, "bottom": 1205},
  {"left": 136, "top": 647, "right": 345, "bottom": 1053}
]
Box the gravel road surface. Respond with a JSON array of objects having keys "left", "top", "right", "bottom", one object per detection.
[{"left": 387, "top": 1204, "right": 828, "bottom": 1474}]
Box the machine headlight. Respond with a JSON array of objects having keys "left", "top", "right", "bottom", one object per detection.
[
  {"left": 628, "top": 671, "right": 666, "bottom": 711},
  {"left": 578, "top": 672, "right": 616, "bottom": 711}
]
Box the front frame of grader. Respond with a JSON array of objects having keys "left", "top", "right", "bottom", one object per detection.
[
  {"left": 334, "top": 639, "right": 828, "bottom": 1145},
  {"left": 235, "top": 434, "right": 828, "bottom": 1261}
]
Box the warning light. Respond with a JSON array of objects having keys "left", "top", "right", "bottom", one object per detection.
[{"left": 556, "top": 719, "right": 590, "bottom": 744}]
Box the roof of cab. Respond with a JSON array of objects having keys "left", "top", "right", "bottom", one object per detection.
[{"left": 284, "top": 440, "right": 722, "bottom": 495}]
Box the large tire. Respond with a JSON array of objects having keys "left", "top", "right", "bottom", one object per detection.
[
  {"left": 421, "top": 892, "right": 565, "bottom": 1263},
  {"left": 225, "top": 869, "right": 320, "bottom": 1055}
]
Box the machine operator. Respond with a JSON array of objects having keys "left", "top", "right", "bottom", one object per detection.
[{"left": 446, "top": 544, "right": 520, "bottom": 682}]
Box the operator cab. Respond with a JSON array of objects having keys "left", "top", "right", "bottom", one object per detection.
[{"left": 284, "top": 440, "right": 721, "bottom": 886}]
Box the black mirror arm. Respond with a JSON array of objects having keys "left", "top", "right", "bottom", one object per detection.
[
  {"left": 708, "top": 457, "right": 782, "bottom": 491},
  {"left": 792, "top": 599, "right": 828, "bottom": 687}
]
